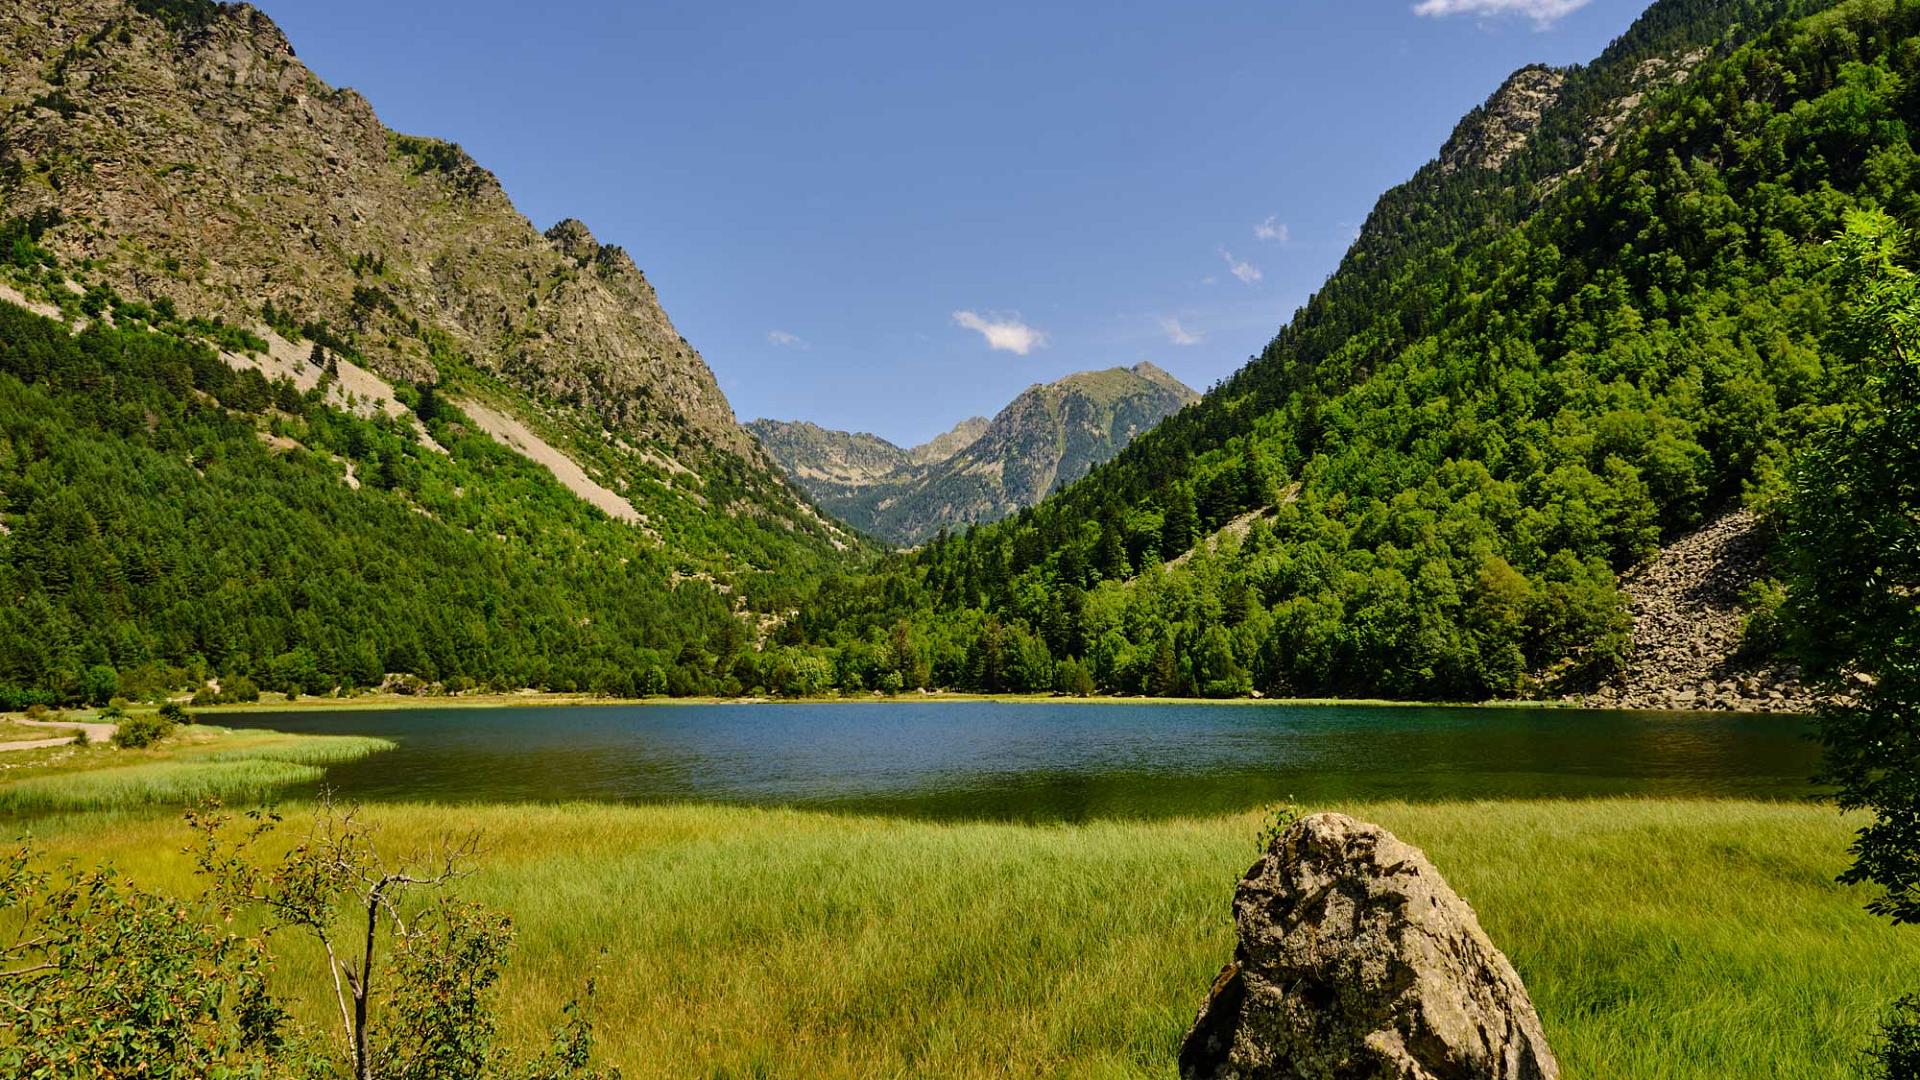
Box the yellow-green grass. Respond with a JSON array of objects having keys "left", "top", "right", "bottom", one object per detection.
[
  {"left": 11, "top": 798, "right": 1910, "bottom": 1079},
  {"left": 0, "top": 720, "right": 79, "bottom": 741},
  {"left": 0, "top": 725, "right": 392, "bottom": 811}
]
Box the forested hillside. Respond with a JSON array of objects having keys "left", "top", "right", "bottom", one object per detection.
[
  {"left": 0, "top": 291, "right": 821, "bottom": 702},
  {"left": 785, "top": 0, "right": 1913, "bottom": 700},
  {"left": 6, "top": 0, "right": 1910, "bottom": 706},
  {"left": 0, "top": 0, "right": 860, "bottom": 704},
  {"left": 0, "top": 0, "right": 851, "bottom": 572}
]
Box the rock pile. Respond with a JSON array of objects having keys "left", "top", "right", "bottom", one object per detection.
[
  {"left": 1579, "top": 510, "right": 1809, "bottom": 713},
  {"left": 1180, "top": 813, "right": 1559, "bottom": 1080}
]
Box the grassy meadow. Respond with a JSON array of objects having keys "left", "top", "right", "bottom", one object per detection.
[
  {"left": 0, "top": 724, "right": 392, "bottom": 811},
  {"left": 8, "top": 796, "right": 1909, "bottom": 1079}
]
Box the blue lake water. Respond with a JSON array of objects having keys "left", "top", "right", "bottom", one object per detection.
[{"left": 230, "top": 701, "right": 1823, "bottom": 821}]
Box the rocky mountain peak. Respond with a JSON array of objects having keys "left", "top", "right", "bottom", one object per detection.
[
  {"left": 754, "top": 364, "right": 1195, "bottom": 544},
  {"left": 546, "top": 218, "right": 602, "bottom": 263},
  {"left": 0, "top": 0, "right": 767, "bottom": 467},
  {"left": 1439, "top": 64, "right": 1567, "bottom": 174}
]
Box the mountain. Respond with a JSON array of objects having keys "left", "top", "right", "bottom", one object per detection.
[
  {"left": 751, "top": 363, "right": 1196, "bottom": 545},
  {"left": 746, "top": 416, "right": 988, "bottom": 492},
  {"left": 796, "top": 0, "right": 1901, "bottom": 700},
  {"left": 0, "top": 0, "right": 857, "bottom": 703},
  {"left": 0, "top": 0, "right": 848, "bottom": 561}
]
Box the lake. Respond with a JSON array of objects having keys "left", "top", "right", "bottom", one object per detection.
[{"left": 229, "top": 701, "right": 1823, "bottom": 820}]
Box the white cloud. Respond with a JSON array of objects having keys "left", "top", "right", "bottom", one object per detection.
[
  {"left": 1412, "top": 0, "right": 1592, "bottom": 26},
  {"left": 1254, "top": 216, "right": 1289, "bottom": 244},
  {"left": 766, "top": 329, "right": 805, "bottom": 347},
  {"left": 952, "top": 310, "right": 1048, "bottom": 355},
  {"left": 1161, "top": 317, "right": 1204, "bottom": 346},
  {"left": 1221, "top": 248, "right": 1262, "bottom": 285}
]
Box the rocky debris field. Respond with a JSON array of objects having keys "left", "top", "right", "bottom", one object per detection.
[{"left": 1580, "top": 510, "right": 1810, "bottom": 714}]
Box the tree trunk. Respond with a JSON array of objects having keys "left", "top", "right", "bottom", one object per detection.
[{"left": 355, "top": 892, "right": 380, "bottom": 1080}]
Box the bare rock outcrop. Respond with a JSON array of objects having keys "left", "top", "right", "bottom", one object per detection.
[
  {"left": 1180, "top": 813, "right": 1559, "bottom": 1080},
  {"left": 0, "top": 0, "right": 766, "bottom": 465},
  {"left": 1439, "top": 66, "right": 1565, "bottom": 174},
  {"left": 1580, "top": 510, "right": 1809, "bottom": 713}
]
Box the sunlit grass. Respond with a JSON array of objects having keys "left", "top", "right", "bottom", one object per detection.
[
  {"left": 194, "top": 733, "right": 394, "bottom": 766},
  {"left": 0, "top": 720, "right": 79, "bottom": 741},
  {"left": 0, "top": 759, "right": 324, "bottom": 812},
  {"left": 0, "top": 726, "right": 392, "bottom": 811},
  {"left": 13, "top": 798, "right": 1910, "bottom": 1079}
]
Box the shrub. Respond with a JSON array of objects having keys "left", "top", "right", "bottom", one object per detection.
[
  {"left": 190, "top": 678, "right": 263, "bottom": 706},
  {"left": 158, "top": 701, "right": 193, "bottom": 725},
  {"left": 0, "top": 804, "right": 618, "bottom": 1077},
  {"left": 1868, "top": 995, "right": 1920, "bottom": 1080},
  {"left": 111, "top": 712, "right": 175, "bottom": 750},
  {"left": 1736, "top": 578, "right": 1789, "bottom": 661},
  {"left": 1254, "top": 802, "right": 1302, "bottom": 855}
]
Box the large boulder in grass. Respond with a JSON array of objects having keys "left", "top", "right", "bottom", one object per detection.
[{"left": 1179, "top": 813, "right": 1559, "bottom": 1080}]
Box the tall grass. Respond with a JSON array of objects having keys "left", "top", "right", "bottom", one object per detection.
[
  {"left": 18, "top": 798, "right": 1913, "bottom": 1079},
  {"left": 0, "top": 759, "right": 322, "bottom": 812},
  {"left": 196, "top": 733, "right": 395, "bottom": 766},
  {"left": 0, "top": 727, "right": 392, "bottom": 811}
]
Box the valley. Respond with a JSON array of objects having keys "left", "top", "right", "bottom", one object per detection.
[
  {"left": 1, "top": 0, "right": 1918, "bottom": 1076},
  {"left": 751, "top": 362, "right": 1198, "bottom": 545}
]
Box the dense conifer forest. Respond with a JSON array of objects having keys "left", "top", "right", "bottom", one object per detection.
[
  {"left": 0, "top": 285, "right": 812, "bottom": 703},
  {"left": 6, "top": 0, "right": 1920, "bottom": 705},
  {"left": 787, "top": 0, "right": 1920, "bottom": 699}
]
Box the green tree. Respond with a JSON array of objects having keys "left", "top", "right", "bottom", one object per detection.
[
  {"left": 1158, "top": 484, "right": 1198, "bottom": 560},
  {"left": 1780, "top": 211, "right": 1920, "bottom": 1073},
  {"left": 1054, "top": 657, "right": 1096, "bottom": 697},
  {"left": 1148, "top": 634, "right": 1179, "bottom": 698},
  {"left": 83, "top": 663, "right": 118, "bottom": 707}
]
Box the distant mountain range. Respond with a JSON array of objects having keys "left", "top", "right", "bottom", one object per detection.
[{"left": 751, "top": 363, "right": 1196, "bottom": 544}]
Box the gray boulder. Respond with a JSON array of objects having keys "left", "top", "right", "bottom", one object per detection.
[{"left": 1180, "top": 813, "right": 1559, "bottom": 1080}]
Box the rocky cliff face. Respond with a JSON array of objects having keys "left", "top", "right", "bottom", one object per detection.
[
  {"left": 1439, "top": 65, "right": 1567, "bottom": 175},
  {"left": 0, "top": 0, "right": 767, "bottom": 468},
  {"left": 754, "top": 362, "right": 1195, "bottom": 545},
  {"left": 745, "top": 416, "right": 985, "bottom": 489}
]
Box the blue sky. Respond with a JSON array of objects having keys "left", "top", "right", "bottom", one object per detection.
[{"left": 259, "top": 0, "right": 1649, "bottom": 446}]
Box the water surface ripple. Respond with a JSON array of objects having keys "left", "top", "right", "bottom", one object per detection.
[{"left": 234, "top": 702, "right": 1819, "bottom": 821}]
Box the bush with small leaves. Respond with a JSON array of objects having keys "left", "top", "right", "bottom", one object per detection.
[
  {"left": 110, "top": 710, "right": 175, "bottom": 749},
  {"left": 189, "top": 799, "right": 622, "bottom": 1080},
  {"left": 1868, "top": 995, "right": 1920, "bottom": 1080},
  {"left": 1254, "top": 802, "right": 1302, "bottom": 855}
]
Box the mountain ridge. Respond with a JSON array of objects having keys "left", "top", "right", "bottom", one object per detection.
[
  {"left": 0, "top": 0, "right": 850, "bottom": 571},
  {"left": 751, "top": 362, "right": 1196, "bottom": 545},
  {"left": 790, "top": 0, "right": 1897, "bottom": 703}
]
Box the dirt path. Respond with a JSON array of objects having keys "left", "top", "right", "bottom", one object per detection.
[{"left": 0, "top": 716, "right": 117, "bottom": 752}]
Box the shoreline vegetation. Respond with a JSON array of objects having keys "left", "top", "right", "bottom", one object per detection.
[
  {"left": 0, "top": 724, "right": 393, "bottom": 811},
  {"left": 0, "top": 712, "right": 1864, "bottom": 1076},
  {"left": 172, "top": 688, "right": 1614, "bottom": 715},
  {"left": 3, "top": 797, "right": 1902, "bottom": 1079}
]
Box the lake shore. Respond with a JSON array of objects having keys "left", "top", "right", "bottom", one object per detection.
[{"left": 176, "top": 688, "right": 1591, "bottom": 716}]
